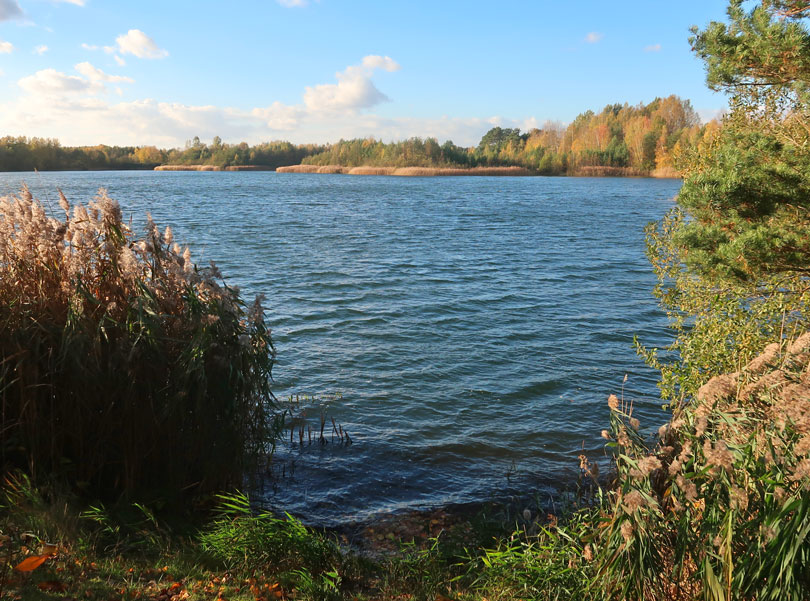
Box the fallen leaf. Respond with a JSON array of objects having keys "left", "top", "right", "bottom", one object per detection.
[
  {"left": 37, "top": 580, "right": 67, "bottom": 592},
  {"left": 14, "top": 554, "right": 50, "bottom": 572}
]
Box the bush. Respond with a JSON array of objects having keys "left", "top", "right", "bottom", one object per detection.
[
  {"left": 596, "top": 336, "right": 810, "bottom": 601},
  {"left": 0, "top": 186, "right": 278, "bottom": 499}
]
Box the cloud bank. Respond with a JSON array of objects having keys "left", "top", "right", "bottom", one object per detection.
[{"left": 0, "top": 54, "right": 524, "bottom": 148}]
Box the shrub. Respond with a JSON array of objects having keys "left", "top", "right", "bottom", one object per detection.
[
  {"left": 596, "top": 336, "right": 810, "bottom": 601},
  {"left": 0, "top": 186, "right": 278, "bottom": 499}
]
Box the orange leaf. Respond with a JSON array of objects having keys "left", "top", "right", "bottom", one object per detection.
[{"left": 14, "top": 554, "right": 50, "bottom": 572}]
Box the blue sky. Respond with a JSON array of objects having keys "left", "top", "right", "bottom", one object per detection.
[{"left": 0, "top": 0, "right": 732, "bottom": 147}]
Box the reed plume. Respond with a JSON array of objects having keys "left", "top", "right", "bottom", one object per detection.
[{"left": 0, "top": 186, "right": 278, "bottom": 500}]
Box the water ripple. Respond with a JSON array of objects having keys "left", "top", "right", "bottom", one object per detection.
[{"left": 1, "top": 171, "right": 681, "bottom": 526}]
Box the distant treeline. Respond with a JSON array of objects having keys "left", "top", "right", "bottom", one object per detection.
[
  {"left": 0, "top": 95, "right": 717, "bottom": 175},
  {"left": 303, "top": 96, "right": 715, "bottom": 176},
  {"left": 0, "top": 137, "right": 326, "bottom": 172}
]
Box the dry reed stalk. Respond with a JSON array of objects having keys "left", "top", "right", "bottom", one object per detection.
[
  {"left": 574, "top": 166, "right": 649, "bottom": 177},
  {"left": 154, "top": 164, "right": 224, "bottom": 171},
  {"left": 0, "top": 186, "right": 277, "bottom": 498},
  {"left": 347, "top": 166, "right": 397, "bottom": 175},
  {"left": 650, "top": 166, "right": 682, "bottom": 178}
]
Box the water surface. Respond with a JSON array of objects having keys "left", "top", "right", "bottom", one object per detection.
[{"left": 0, "top": 172, "right": 680, "bottom": 525}]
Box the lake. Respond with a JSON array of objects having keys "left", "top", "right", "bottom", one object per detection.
[{"left": 0, "top": 171, "right": 681, "bottom": 526}]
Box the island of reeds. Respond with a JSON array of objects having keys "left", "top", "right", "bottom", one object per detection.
[{"left": 1, "top": 1, "right": 810, "bottom": 600}]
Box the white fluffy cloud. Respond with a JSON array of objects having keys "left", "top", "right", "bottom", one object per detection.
[
  {"left": 251, "top": 102, "right": 306, "bottom": 131},
  {"left": 0, "top": 40, "right": 13, "bottom": 53},
  {"left": 584, "top": 32, "right": 603, "bottom": 43},
  {"left": 34, "top": 45, "right": 48, "bottom": 55},
  {"left": 644, "top": 43, "right": 662, "bottom": 52},
  {"left": 0, "top": 0, "right": 22, "bottom": 21},
  {"left": 53, "top": 0, "right": 86, "bottom": 5},
  {"left": 303, "top": 55, "right": 400, "bottom": 113},
  {"left": 75, "top": 61, "right": 133, "bottom": 83},
  {"left": 114, "top": 29, "right": 168, "bottom": 59},
  {"left": 18, "top": 68, "right": 100, "bottom": 95},
  {"left": 0, "top": 54, "right": 527, "bottom": 148}
]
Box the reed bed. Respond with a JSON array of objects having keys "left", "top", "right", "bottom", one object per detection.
[
  {"left": 153, "top": 165, "right": 224, "bottom": 171},
  {"left": 275, "top": 164, "right": 348, "bottom": 174},
  {"left": 650, "top": 166, "right": 682, "bottom": 179},
  {"left": 573, "top": 166, "right": 650, "bottom": 177},
  {"left": 0, "top": 187, "right": 278, "bottom": 499},
  {"left": 591, "top": 334, "right": 810, "bottom": 600},
  {"left": 224, "top": 165, "right": 274, "bottom": 171},
  {"left": 277, "top": 165, "right": 534, "bottom": 176},
  {"left": 391, "top": 166, "right": 532, "bottom": 176},
  {"left": 347, "top": 166, "right": 397, "bottom": 176}
]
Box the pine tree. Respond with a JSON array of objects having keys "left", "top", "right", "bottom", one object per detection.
[{"left": 642, "top": 0, "right": 810, "bottom": 401}]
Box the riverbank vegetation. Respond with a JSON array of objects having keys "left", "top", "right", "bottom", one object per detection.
[
  {"left": 0, "top": 96, "right": 713, "bottom": 177},
  {"left": 2, "top": 1, "right": 809, "bottom": 600},
  {"left": 0, "top": 187, "right": 279, "bottom": 500},
  {"left": 0, "top": 137, "right": 326, "bottom": 173},
  {"left": 300, "top": 95, "right": 710, "bottom": 176}
]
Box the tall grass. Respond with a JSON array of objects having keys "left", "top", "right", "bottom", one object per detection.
[
  {"left": 0, "top": 186, "right": 279, "bottom": 499},
  {"left": 592, "top": 335, "right": 810, "bottom": 600}
]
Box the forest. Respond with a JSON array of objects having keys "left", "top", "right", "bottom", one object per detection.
[
  {"left": 302, "top": 95, "right": 714, "bottom": 176},
  {"left": 0, "top": 96, "right": 714, "bottom": 176}
]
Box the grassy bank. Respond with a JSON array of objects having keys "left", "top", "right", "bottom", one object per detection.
[
  {"left": 0, "top": 478, "right": 595, "bottom": 601},
  {"left": 6, "top": 331, "right": 808, "bottom": 601}
]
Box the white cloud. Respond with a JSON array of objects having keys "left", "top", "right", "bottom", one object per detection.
[
  {"left": 113, "top": 54, "right": 125, "bottom": 66},
  {"left": 0, "top": 40, "right": 13, "bottom": 53},
  {"left": 303, "top": 55, "right": 400, "bottom": 113},
  {"left": 81, "top": 43, "right": 98, "bottom": 50},
  {"left": 277, "top": 0, "right": 309, "bottom": 6},
  {"left": 361, "top": 55, "right": 400, "bottom": 72},
  {"left": 53, "top": 0, "right": 86, "bottom": 5},
  {"left": 114, "top": 29, "right": 168, "bottom": 59},
  {"left": 34, "top": 45, "right": 48, "bottom": 55},
  {"left": 0, "top": 0, "right": 23, "bottom": 21},
  {"left": 18, "top": 68, "right": 100, "bottom": 95},
  {"left": 252, "top": 102, "right": 306, "bottom": 131},
  {"left": 644, "top": 43, "right": 662, "bottom": 52},
  {"left": 585, "top": 32, "right": 603, "bottom": 43},
  {"left": 697, "top": 107, "right": 726, "bottom": 124},
  {"left": 0, "top": 54, "right": 533, "bottom": 148},
  {"left": 75, "top": 61, "right": 133, "bottom": 83}
]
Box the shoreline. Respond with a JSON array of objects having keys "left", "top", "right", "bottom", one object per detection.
[
  {"left": 0, "top": 165, "right": 681, "bottom": 178},
  {"left": 153, "top": 164, "right": 275, "bottom": 171}
]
